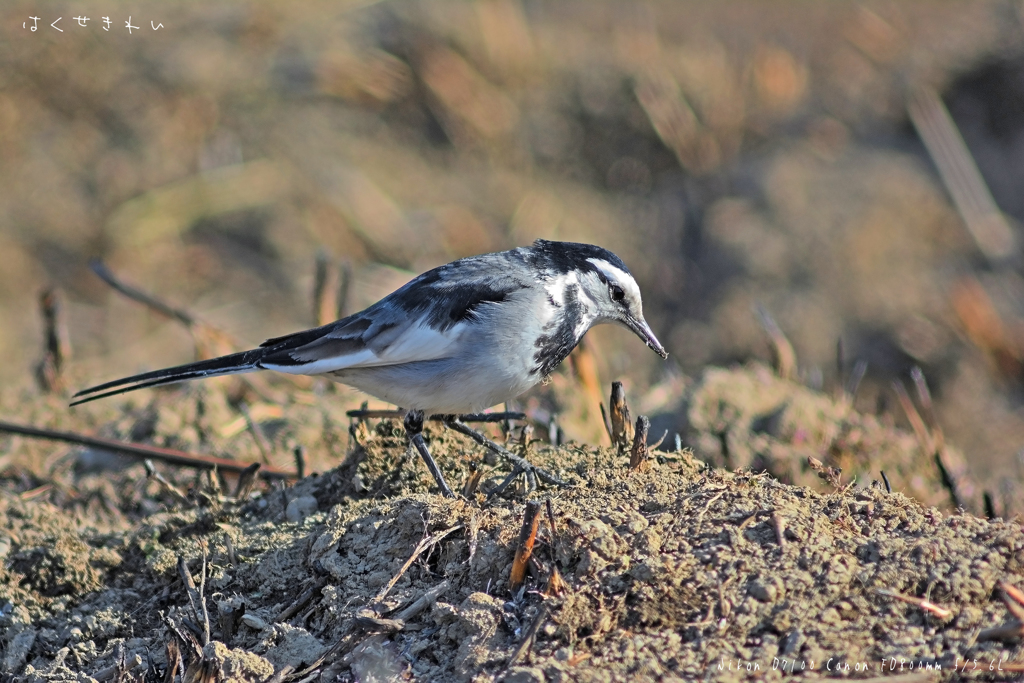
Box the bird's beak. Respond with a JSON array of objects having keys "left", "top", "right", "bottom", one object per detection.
[{"left": 624, "top": 315, "right": 668, "bottom": 359}]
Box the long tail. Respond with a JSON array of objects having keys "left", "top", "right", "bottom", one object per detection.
[{"left": 71, "top": 349, "right": 265, "bottom": 406}]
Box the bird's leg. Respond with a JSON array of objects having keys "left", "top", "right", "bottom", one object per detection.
[
  {"left": 441, "top": 417, "right": 569, "bottom": 494},
  {"left": 403, "top": 410, "right": 455, "bottom": 498}
]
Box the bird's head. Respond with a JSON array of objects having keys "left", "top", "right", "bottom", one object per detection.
[
  {"left": 578, "top": 255, "right": 668, "bottom": 359},
  {"left": 531, "top": 240, "right": 668, "bottom": 359}
]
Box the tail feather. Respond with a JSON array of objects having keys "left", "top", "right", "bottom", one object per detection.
[{"left": 71, "top": 349, "right": 264, "bottom": 406}]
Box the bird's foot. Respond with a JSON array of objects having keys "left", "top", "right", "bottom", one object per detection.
[
  {"left": 399, "top": 410, "right": 566, "bottom": 499},
  {"left": 440, "top": 416, "right": 569, "bottom": 496}
]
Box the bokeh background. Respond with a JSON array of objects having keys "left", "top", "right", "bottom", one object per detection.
[{"left": 4, "top": 1, "right": 1024, "bottom": 499}]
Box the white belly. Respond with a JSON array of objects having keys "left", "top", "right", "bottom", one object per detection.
[
  {"left": 325, "top": 293, "right": 553, "bottom": 414},
  {"left": 329, "top": 356, "right": 539, "bottom": 415}
]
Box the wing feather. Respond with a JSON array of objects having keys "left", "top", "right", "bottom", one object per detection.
[
  {"left": 259, "top": 315, "right": 466, "bottom": 374},
  {"left": 259, "top": 252, "right": 529, "bottom": 375}
]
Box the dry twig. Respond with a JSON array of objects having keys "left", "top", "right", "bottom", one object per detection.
[
  {"left": 756, "top": 305, "right": 796, "bottom": 380},
  {"left": 599, "top": 402, "right": 612, "bottom": 443},
  {"left": 372, "top": 524, "right": 462, "bottom": 604},
  {"left": 90, "top": 259, "right": 238, "bottom": 355},
  {"left": 950, "top": 276, "right": 1022, "bottom": 378},
  {"left": 567, "top": 338, "right": 607, "bottom": 442},
  {"left": 144, "top": 460, "right": 189, "bottom": 505},
  {"left": 846, "top": 360, "right": 868, "bottom": 400},
  {"left": 932, "top": 451, "right": 964, "bottom": 511},
  {"left": 510, "top": 501, "right": 542, "bottom": 591},
  {"left": 907, "top": 86, "right": 1016, "bottom": 264},
  {"left": 608, "top": 382, "right": 633, "bottom": 453},
  {"left": 462, "top": 462, "right": 483, "bottom": 498},
  {"left": 177, "top": 553, "right": 211, "bottom": 646},
  {"left": 395, "top": 580, "right": 449, "bottom": 624},
  {"left": 629, "top": 415, "right": 651, "bottom": 471},
  {"left": 293, "top": 445, "right": 305, "bottom": 480},
  {"left": 92, "top": 652, "right": 143, "bottom": 682},
  {"left": 163, "top": 640, "right": 182, "bottom": 683},
  {"left": 34, "top": 287, "right": 70, "bottom": 393},
  {"left": 635, "top": 69, "right": 714, "bottom": 173},
  {"left": 875, "top": 588, "right": 951, "bottom": 619},
  {"left": 694, "top": 490, "right": 727, "bottom": 526},
  {"left": 218, "top": 598, "right": 244, "bottom": 646},
  {"left": 910, "top": 367, "right": 942, "bottom": 450},
  {"left": 239, "top": 403, "right": 273, "bottom": 464},
  {"left": 1002, "top": 581, "right": 1024, "bottom": 611},
  {"left": 313, "top": 249, "right": 343, "bottom": 326},
  {"left": 770, "top": 510, "right": 787, "bottom": 548},
  {"left": 277, "top": 577, "right": 329, "bottom": 622},
  {"left": 978, "top": 580, "right": 1024, "bottom": 642},
  {"left": 977, "top": 622, "right": 1024, "bottom": 643},
  {"left": 224, "top": 534, "right": 237, "bottom": 567},
  {"left": 0, "top": 419, "right": 297, "bottom": 480},
  {"left": 88, "top": 259, "right": 307, "bottom": 399},
  {"left": 232, "top": 462, "right": 262, "bottom": 500},
  {"left": 544, "top": 499, "right": 568, "bottom": 597}
]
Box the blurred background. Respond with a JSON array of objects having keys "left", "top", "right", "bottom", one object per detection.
[{"left": 4, "top": 1, "right": 1024, "bottom": 502}]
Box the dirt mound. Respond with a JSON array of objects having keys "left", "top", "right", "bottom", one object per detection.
[
  {"left": 3, "top": 374, "right": 1024, "bottom": 681},
  {"left": 682, "top": 364, "right": 993, "bottom": 515}
]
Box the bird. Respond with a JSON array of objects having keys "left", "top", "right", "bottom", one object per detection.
[{"left": 72, "top": 239, "right": 668, "bottom": 497}]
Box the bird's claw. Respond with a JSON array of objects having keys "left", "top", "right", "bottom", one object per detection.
[{"left": 440, "top": 417, "right": 569, "bottom": 497}]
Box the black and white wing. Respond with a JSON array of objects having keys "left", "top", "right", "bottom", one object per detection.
[
  {"left": 72, "top": 252, "right": 531, "bottom": 404},
  {"left": 261, "top": 252, "right": 530, "bottom": 372}
]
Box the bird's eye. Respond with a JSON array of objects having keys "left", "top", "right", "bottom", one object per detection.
[{"left": 610, "top": 284, "right": 625, "bottom": 302}]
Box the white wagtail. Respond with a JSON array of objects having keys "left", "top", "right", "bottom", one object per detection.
[{"left": 72, "top": 239, "right": 667, "bottom": 497}]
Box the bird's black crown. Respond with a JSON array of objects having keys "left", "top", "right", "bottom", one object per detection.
[{"left": 527, "top": 239, "right": 630, "bottom": 276}]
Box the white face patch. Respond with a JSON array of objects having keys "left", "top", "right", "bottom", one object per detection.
[
  {"left": 545, "top": 271, "right": 576, "bottom": 305},
  {"left": 587, "top": 258, "right": 642, "bottom": 307},
  {"left": 545, "top": 270, "right": 597, "bottom": 337}
]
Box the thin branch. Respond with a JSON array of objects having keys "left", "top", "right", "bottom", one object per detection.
[
  {"left": 232, "top": 462, "right": 262, "bottom": 500},
  {"left": 608, "top": 382, "right": 633, "bottom": 453},
  {"left": 277, "top": 577, "right": 329, "bottom": 622},
  {"left": 875, "top": 588, "right": 951, "bottom": 619},
  {"left": 35, "top": 287, "right": 71, "bottom": 393},
  {"left": 239, "top": 402, "right": 273, "bottom": 464},
  {"left": 629, "top": 415, "right": 651, "bottom": 471},
  {"left": 395, "top": 580, "right": 449, "bottom": 623},
  {"left": 756, "top": 305, "right": 797, "bottom": 380},
  {"left": 510, "top": 501, "right": 542, "bottom": 591},
  {"left": 907, "top": 86, "right": 1016, "bottom": 264},
  {"left": 0, "top": 419, "right": 297, "bottom": 480},
  {"left": 177, "top": 555, "right": 210, "bottom": 646},
  {"left": 371, "top": 524, "right": 462, "bottom": 605},
  {"left": 313, "top": 249, "right": 341, "bottom": 327},
  {"left": 90, "top": 259, "right": 196, "bottom": 327},
  {"left": 89, "top": 259, "right": 309, "bottom": 397},
  {"left": 892, "top": 380, "right": 934, "bottom": 456},
  {"left": 933, "top": 451, "right": 964, "bottom": 511}
]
